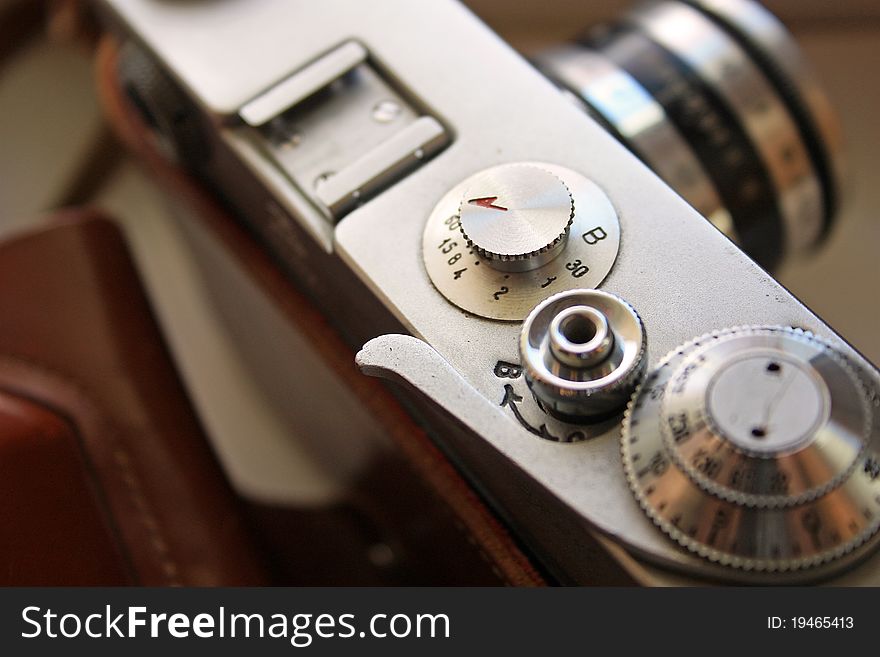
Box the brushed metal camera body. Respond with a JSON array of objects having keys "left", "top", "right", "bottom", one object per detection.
[{"left": 99, "top": 0, "right": 880, "bottom": 584}]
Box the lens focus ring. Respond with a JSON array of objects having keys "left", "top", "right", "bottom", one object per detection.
[{"left": 535, "top": 0, "right": 843, "bottom": 270}]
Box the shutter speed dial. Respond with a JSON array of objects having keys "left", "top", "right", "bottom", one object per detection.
[
  {"left": 622, "top": 326, "right": 880, "bottom": 575},
  {"left": 422, "top": 162, "right": 621, "bottom": 321},
  {"left": 458, "top": 166, "right": 574, "bottom": 272}
]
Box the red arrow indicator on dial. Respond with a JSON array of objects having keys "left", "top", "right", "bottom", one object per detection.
[{"left": 468, "top": 196, "right": 508, "bottom": 212}]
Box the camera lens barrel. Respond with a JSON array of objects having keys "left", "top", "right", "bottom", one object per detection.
[{"left": 536, "top": 0, "right": 844, "bottom": 270}]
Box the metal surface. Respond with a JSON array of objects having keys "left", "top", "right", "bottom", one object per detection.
[
  {"left": 314, "top": 116, "right": 448, "bottom": 217},
  {"left": 633, "top": 2, "right": 823, "bottom": 254},
  {"left": 422, "top": 163, "right": 619, "bottom": 320},
  {"left": 101, "top": 0, "right": 880, "bottom": 584},
  {"left": 536, "top": 0, "right": 843, "bottom": 268},
  {"left": 239, "top": 41, "right": 369, "bottom": 127},
  {"left": 234, "top": 39, "right": 450, "bottom": 222},
  {"left": 693, "top": 0, "right": 846, "bottom": 225},
  {"left": 520, "top": 289, "right": 646, "bottom": 420},
  {"left": 535, "top": 46, "right": 735, "bottom": 240},
  {"left": 457, "top": 164, "right": 573, "bottom": 271},
  {"left": 622, "top": 327, "right": 880, "bottom": 572}
]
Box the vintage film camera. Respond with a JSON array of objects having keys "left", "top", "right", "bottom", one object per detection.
[{"left": 99, "top": 0, "right": 880, "bottom": 584}]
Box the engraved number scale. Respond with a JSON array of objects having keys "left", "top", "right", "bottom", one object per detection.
[
  {"left": 622, "top": 326, "right": 880, "bottom": 573},
  {"left": 422, "top": 162, "right": 621, "bottom": 321}
]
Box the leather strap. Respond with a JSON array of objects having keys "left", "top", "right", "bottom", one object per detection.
[
  {"left": 0, "top": 213, "right": 270, "bottom": 585},
  {"left": 0, "top": 388, "right": 129, "bottom": 585}
]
